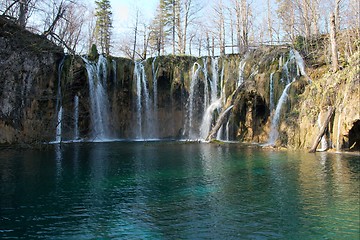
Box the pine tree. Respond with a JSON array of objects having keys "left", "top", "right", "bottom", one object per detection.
[{"left": 95, "top": 0, "right": 112, "bottom": 55}]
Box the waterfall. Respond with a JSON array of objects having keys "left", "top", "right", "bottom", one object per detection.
[
  {"left": 267, "top": 82, "right": 293, "bottom": 145},
  {"left": 74, "top": 95, "right": 79, "bottom": 140},
  {"left": 55, "top": 106, "right": 63, "bottom": 143},
  {"left": 112, "top": 59, "right": 117, "bottom": 83},
  {"left": 317, "top": 112, "right": 328, "bottom": 151},
  {"left": 134, "top": 61, "right": 156, "bottom": 139},
  {"left": 292, "top": 49, "right": 308, "bottom": 79},
  {"left": 184, "top": 62, "right": 202, "bottom": 139},
  {"left": 82, "top": 55, "right": 111, "bottom": 141},
  {"left": 278, "top": 55, "right": 283, "bottom": 70},
  {"left": 200, "top": 98, "right": 222, "bottom": 139},
  {"left": 220, "top": 60, "right": 225, "bottom": 104},
  {"left": 225, "top": 120, "right": 230, "bottom": 141},
  {"left": 211, "top": 57, "right": 219, "bottom": 103},
  {"left": 135, "top": 62, "right": 142, "bottom": 138},
  {"left": 198, "top": 57, "right": 225, "bottom": 140},
  {"left": 216, "top": 125, "right": 223, "bottom": 140},
  {"left": 269, "top": 72, "right": 275, "bottom": 111},
  {"left": 215, "top": 105, "right": 234, "bottom": 141},
  {"left": 152, "top": 57, "right": 159, "bottom": 137},
  {"left": 282, "top": 53, "right": 294, "bottom": 84},
  {"left": 203, "top": 57, "right": 209, "bottom": 108},
  {"left": 238, "top": 56, "right": 247, "bottom": 87},
  {"left": 54, "top": 55, "right": 66, "bottom": 143}
]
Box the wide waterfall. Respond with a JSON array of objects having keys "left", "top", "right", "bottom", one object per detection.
[{"left": 82, "top": 55, "right": 111, "bottom": 141}]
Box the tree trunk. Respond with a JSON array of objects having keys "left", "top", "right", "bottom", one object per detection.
[
  {"left": 330, "top": 13, "right": 339, "bottom": 72},
  {"left": 309, "top": 107, "right": 335, "bottom": 153},
  {"left": 206, "top": 105, "right": 234, "bottom": 141},
  {"left": 18, "top": 0, "right": 28, "bottom": 28}
]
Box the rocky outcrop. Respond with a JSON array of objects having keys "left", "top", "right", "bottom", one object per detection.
[{"left": 0, "top": 16, "right": 63, "bottom": 143}]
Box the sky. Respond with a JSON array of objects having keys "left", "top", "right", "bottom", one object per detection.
[{"left": 110, "top": 0, "right": 158, "bottom": 32}]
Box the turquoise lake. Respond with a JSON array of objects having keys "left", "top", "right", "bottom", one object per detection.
[{"left": 0, "top": 142, "right": 359, "bottom": 239}]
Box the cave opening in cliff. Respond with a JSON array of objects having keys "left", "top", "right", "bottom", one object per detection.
[{"left": 348, "top": 120, "right": 360, "bottom": 151}]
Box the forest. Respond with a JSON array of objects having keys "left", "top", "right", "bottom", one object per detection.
[{"left": 0, "top": 0, "right": 358, "bottom": 60}]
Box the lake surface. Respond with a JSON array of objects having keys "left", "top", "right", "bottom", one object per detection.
[{"left": 0, "top": 142, "right": 359, "bottom": 239}]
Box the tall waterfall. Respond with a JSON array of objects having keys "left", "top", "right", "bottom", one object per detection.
[
  {"left": 210, "top": 57, "right": 219, "bottom": 103},
  {"left": 134, "top": 61, "right": 157, "bottom": 139},
  {"left": 203, "top": 57, "right": 209, "bottom": 108},
  {"left": 198, "top": 57, "right": 225, "bottom": 140},
  {"left": 82, "top": 55, "right": 111, "bottom": 141},
  {"left": 54, "top": 56, "right": 66, "bottom": 143},
  {"left": 152, "top": 57, "right": 159, "bottom": 138},
  {"left": 184, "top": 62, "right": 202, "bottom": 139}
]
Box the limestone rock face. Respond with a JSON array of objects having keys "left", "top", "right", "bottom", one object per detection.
[{"left": 0, "top": 16, "right": 63, "bottom": 143}]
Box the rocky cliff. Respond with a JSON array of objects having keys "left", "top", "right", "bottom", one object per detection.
[
  {"left": 0, "top": 16, "right": 63, "bottom": 144},
  {"left": 0, "top": 16, "right": 359, "bottom": 152}
]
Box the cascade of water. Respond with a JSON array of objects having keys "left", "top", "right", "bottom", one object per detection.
[
  {"left": 134, "top": 61, "right": 155, "bottom": 139},
  {"left": 54, "top": 56, "right": 66, "bottom": 143},
  {"left": 151, "top": 57, "right": 159, "bottom": 138},
  {"left": 267, "top": 81, "right": 293, "bottom": 145},
  {"left": 203, "top": 57, "right": 209, "bottom": 108},
  {"left": 82, "top": 55, "right": 111, "bottom": 141},
  {"left": 281, "top": 52, "right": 294, "bottom": 84},
  {"left": 292, "top": 49, "right": 307, "bottom": 79},
  {"left": 216, "top": 125, "right": 223, "bottom": 140},
  {"left": 74, "top": 95, "right": 79, "bottom": 140},
  {"left": 112, "top": 59, "right": 117, "bottom": 83},
  {"left": 185, "top": 62, "right": 202, "bottom": 139},
  {"left": 278, "top": 55, "right": 283, "bottom": 70},
  {"left": 56, "top": 106, "right": 63, "bottom": 143},
  {"left": 238, "top": 56, "right": 247, "bottom": 87},
  {"left": 152, "top": 57, "right": 159, "bottom": 109},
  {"left": 211, "top": 57, "right": 219, "bottom": 103},
  {"left": 220, "top": 60, "right": 225, "bottom": 104},
  {"left": 200, "top": 98, "right": 222, "bottom": 139},
  {"left": 134, "top": 62, "right": 142, "bottom": 138},
  {"left": 317, "top": 112, "right": 328, "bottom": 151},
  {"left": 269, "top": 72, "right": 275, "bottom": 111},
  {"left": 225, "top": 120, "right": 230, "bottom": 141}
]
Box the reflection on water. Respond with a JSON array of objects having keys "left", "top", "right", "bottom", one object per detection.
[{"left": 0, "top": 142, "right": 359, "bottom": 239}]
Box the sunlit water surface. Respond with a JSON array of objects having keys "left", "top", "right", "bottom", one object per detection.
[{"left": 0, "top": 142, "right": 359, "bottom": 239}]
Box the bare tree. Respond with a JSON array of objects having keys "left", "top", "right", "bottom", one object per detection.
[{"left": 330, "top": 12, "right": 338, "bottom": 71}]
